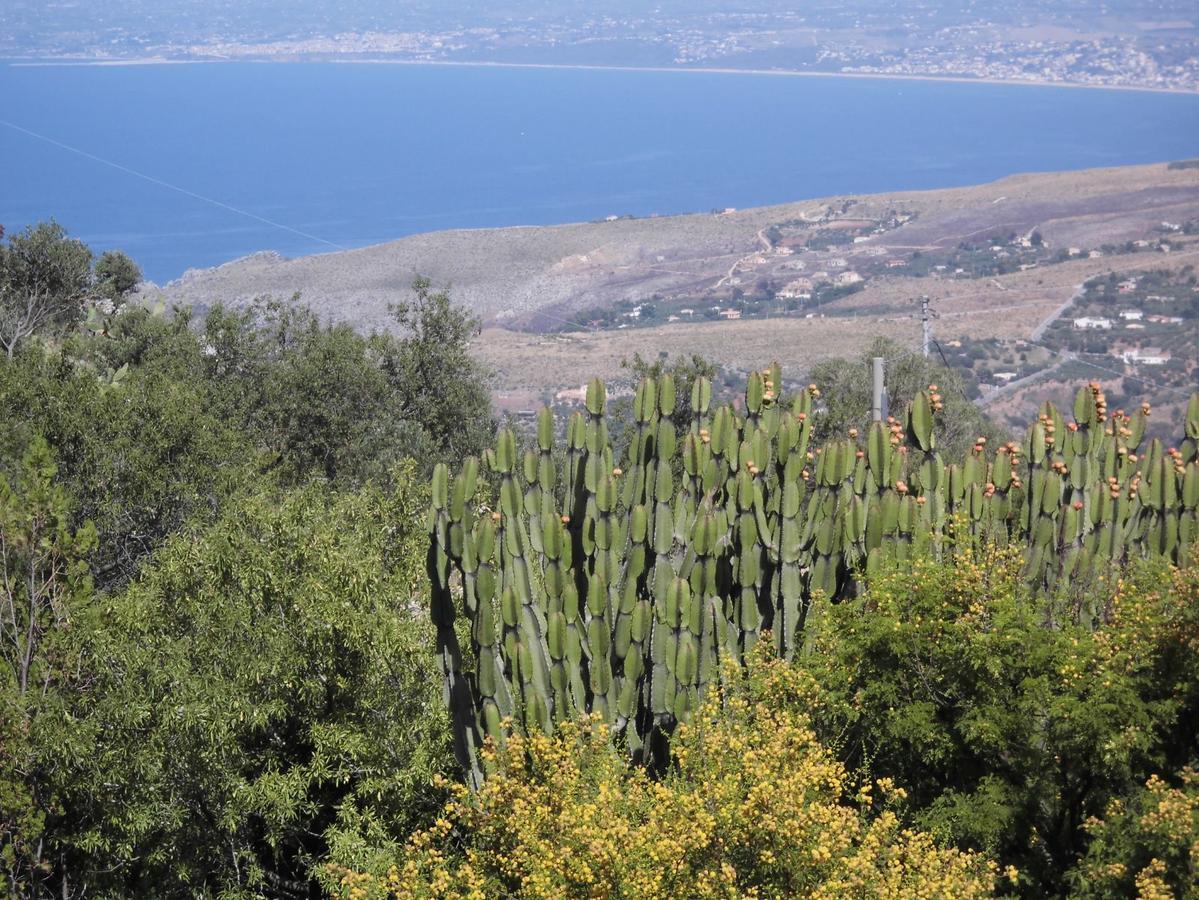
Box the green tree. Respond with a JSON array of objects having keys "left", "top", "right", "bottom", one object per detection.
[
  {"left": 52, "top": 474, "right": 452, "bottom": 897},
  {"left": 808, "top": 336, "right": 1003, "bottom": 459},
  {"left": 202, "top": 295, "right": 434, "bottom": 485},
  {"left": 0, "top": 439, "right": 96, "bottom": 896},
  {"left": 0, "top": 222, "right": 93, "bottom": 357},
  {"left": 0, "top": 339, "right": 252, "bottom": 588},
  {"left": 382, "top": 277, "right": 493, "bottom": 462},
  {"left": 92, "top": 251, "right": 141, "bottom": 301},
  {"left": 798, "top": 546, "right": 1199, "bottom": 896}
]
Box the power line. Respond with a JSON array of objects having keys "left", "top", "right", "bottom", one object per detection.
[{"left": 0, "top": 118, "right": 348, "bottom": 253}]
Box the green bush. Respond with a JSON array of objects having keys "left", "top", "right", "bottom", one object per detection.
[
  {"left": 797, "top": 546, "right": 1199, "bottom": 896},
  {"left": 6, "top": 470, "right": 453, "bottom": 897}
]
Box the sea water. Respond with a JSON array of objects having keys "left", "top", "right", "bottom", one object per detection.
[{"left": 2, "top": 61, "right": 1198, "bottom": 282}]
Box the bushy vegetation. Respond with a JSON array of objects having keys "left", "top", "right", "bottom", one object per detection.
[
  {"left": 335, "top": 543, "right": 1199, "bottom": 899},
  {"left": 2, "top": 223, "right": 1197, "bottom": 898},
  {"left": 331, "top": 655, "right": 997, "bottom": 898}
]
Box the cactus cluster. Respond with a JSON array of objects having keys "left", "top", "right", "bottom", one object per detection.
[{"left": 428, "top": 371, "right": 1199, "bottom": 783}]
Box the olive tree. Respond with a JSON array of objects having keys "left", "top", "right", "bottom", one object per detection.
[{"left": 0, "top": 222, "right": 93, "bottom": 357}]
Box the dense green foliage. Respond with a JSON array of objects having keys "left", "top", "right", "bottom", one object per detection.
[
  {"left": 0, "top": 222, "right": 95, "bottom": 358},
  {"left": 57, "top": 480, "right": 452, "bottom": 896},
  {"left": 801, "top": 549, "right": 1199, "bottom": 895},
  {"left": 0, "top": 225, "right": 493, "bottom": 897}
]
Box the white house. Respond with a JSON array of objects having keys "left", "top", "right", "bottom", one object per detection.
[
  {"left": 1073, "top": 316, "right": 1114, "bottom": 330},
  {"left": 835, "top": 271, "right": 864, "bottom": 287},
  {"left": 1121, "top": 348, "right": 1171, "bottom": 366},
  {"left": 1119, "top": 310, "right": 1144, "bottom": 321},
  {"left": 778, "top": 278, "right": 814, "bottom": 299}
]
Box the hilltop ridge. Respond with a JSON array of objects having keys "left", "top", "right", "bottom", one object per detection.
[{"left": 147, "top": 160, "right": 1199, "bottom": 426}]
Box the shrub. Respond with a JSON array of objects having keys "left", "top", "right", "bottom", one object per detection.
[
  {"left": 330, "top": 655, "right": 997, "bottom": 899},
  {"left": 50, "top": 469, "right": 454, "bottom": 896},
  {"left": 1070, "top": 767, "right": 1199, "bottom": 899}
]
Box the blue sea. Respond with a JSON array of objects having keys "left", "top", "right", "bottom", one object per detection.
[{"left": 2, "top": 61, "right": 1199, "bottom": 282}]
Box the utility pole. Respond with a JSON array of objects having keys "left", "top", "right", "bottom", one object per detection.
[
  {"left": 871, "top": 356, "right": 886, "bottom": 422},
  {"left": 920, "top": 295, "right": 932, "bottom": 358}
]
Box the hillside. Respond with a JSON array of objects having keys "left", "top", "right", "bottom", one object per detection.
[{"left": 149, "top": 161, "right": 1199, "bottom": 419}]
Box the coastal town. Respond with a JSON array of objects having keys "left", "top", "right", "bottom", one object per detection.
[{"left": 4, "top": 0, "right": 1198, "bottom": 93}]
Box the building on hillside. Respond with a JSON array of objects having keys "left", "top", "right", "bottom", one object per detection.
[
  {"left": 1073, "top": 316, "right": 1114, "bottom": 330},
  {"left": 1121, "top": 348, "right": 1171, "bottom": 366},
  {"left": 720, "top": 308, "right": 742, "bottom": 320},
  {"left": 885, "top": 258, "right": 908, "bottom": 268},
  {"left": 555, "top": 384, "right": 589, "bottom": 403},
  {"left": 835, "top": 271, "right": 864, "bottom": 287},
  {"left": 1119, "top": 309, "right": 1144, "bottom": 321},
  {"left": 778, "top": 278, "right": 814, "bottom": 299},
  {"left": 1146, "top": 314, "right": 1184, "bottom": 324}
]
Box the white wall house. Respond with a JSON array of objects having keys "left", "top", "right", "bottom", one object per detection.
[{"left": 1121, "top": 348, "right": 1171, "bottom": 366}]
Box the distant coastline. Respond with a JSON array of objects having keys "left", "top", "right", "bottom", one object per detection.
[{"left": 6, "top": 55, "right": 1197, "bottom": 97}]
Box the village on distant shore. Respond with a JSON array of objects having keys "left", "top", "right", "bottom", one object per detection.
[{"left": 5, "top": 0, "right": 1198, "bottom": 93}]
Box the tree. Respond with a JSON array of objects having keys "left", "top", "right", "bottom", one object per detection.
[
  {"left": 382, "top": 277, "right": 493, "bottom": 463},
  {"left": 93, "top": 251, "right": 141, "bottom": 301},
  {"left": 202, "top": 295, "right": 435, "bottom": 485},
  {"left": 798, "top": 547, "right": 1199, "bottom": 896},
  {"left": 0, "top": 440, "right": 96, "bottom": 896},
  {"left": 808, "top": 336, "right": 1003, "bottom": 459},
  {"left": 50, "top": 476, "right": 453, "bottom": 897},
  {"left": 0, "top": 222, "right": 93, "bottom": 358},
  {"left": 0, "top": 338, "right": 252, "bottom": 588}
]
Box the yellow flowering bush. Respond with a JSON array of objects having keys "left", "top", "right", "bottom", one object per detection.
[
  {"left": 1070, "top": 767, "right": 1199, "bottom": 899},
  {"left": 328, "top": 656, "right": 995, "bottom": 898}
]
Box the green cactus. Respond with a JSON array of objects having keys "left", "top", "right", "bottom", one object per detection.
[{"left": 428, "top": 373, "right": 1199, "bottom": 783}]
